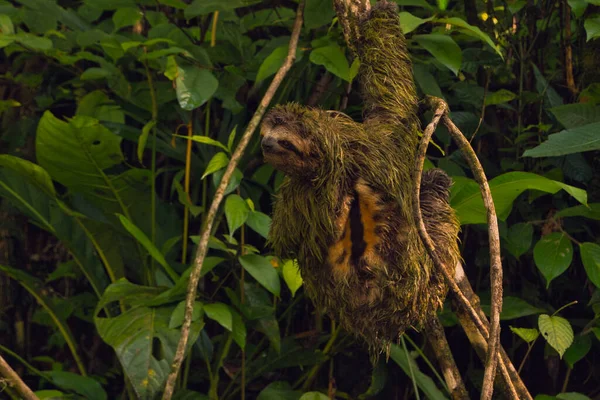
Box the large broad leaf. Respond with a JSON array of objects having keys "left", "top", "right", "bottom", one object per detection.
[
  {"left": 76, "top": 90, "right": 125, "bottom": 124},
  {"left": 174, "top": 62, "right": 218, "bottom": 110},
  {"left": 534, "top": 233, "right": 573, "bottom": 287},
  {"left": 563, "top": 334, "right": 592, "bottom": 368},
  {"left": 239, "top": 254, "right": 281, "bottom": 296},
  {"left": 538, "top": 314, "right": 574, "bottom": 358},
  {"left": 0, "top": 163, "right": 109, "bottom": 296},
  {"left": 503, "top": 222, "right": 533, "bottom": 259},
  {"left": 580, "top": 242, "right": 600, "bottom": 288},
  {"left": 257, "top": 381, "right": 301, "bottom": 400},
  {"left": 304, "top": 0, "right": 335, "bottom": 29},
  {"left": 555, "top": 203, "right": 600, "bottom": 220},
  {"left": 435, "top": 17, "right": 502, "bottom": 57},
  {"left": 584, "top": 16, "right": 600, "bottom": 41},
  {"left": 450, "top": 172, "right": 587, "bottom": 225},
  {"left": 523, "top": 122, "right": 600, "bottom": 157},
  {"left": 309, "top": 45, "right": 351, "bottom": 82},
  {"left": 549, "top": 103, "right": 600, "bottom": 128},
  {"left": 389, "top": 344, "right": 447, "bottom": 400},
  {"left": 0, "top": 265, "right": 86, "bottom": 375},
  {"left": 46, "top": 371, "right": 107, "bottom": 400},
  {"left": 399, "top": 12, "right": 432, "bottom": 34},
  {"left": 413, "top": 34, "right": 462, "bottom": 75},
  {"left": 224, "top": 194, "right": 249, "bottom": 235},
  {"left": 256, "top": 45, "right": 288, "bottom": 83},
  {"left": 95, "top": 279, "right": 203, "bottom": 400}
]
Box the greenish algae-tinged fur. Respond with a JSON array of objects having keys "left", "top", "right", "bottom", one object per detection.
[{"left": 264, "top": 1, "right": 461, "bottom": 353}]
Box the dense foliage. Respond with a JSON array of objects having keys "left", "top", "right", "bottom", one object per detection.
[{"left": 0, "top": 0, "right": 599, "bottom": 399}]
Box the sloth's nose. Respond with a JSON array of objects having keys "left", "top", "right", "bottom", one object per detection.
[{"left": 261, "top": 136, "right": 277, "bottom": 152}]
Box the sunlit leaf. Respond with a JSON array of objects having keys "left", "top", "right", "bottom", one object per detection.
[
  {"left": 282, "top": 259, "right": 302, "bottom": 297},
  {"left": 538, "top": 314, "right": 574, "bottom": 358},
  {"left": 239, "top": 254, "right": 281, "bottom": 296},
  {"left": 224, "top": 194, "right": 249, "bottom": 235},
  {"left": 510, "top": 326, "right": 539, "bottom": 343},
  {"left": 414, "top": 34, "right": 462, "bottom": 75},
  {"left": 310, "top": 45, "right": 350, "bottom": 82}
]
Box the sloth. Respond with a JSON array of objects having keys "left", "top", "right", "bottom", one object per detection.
[{"left": 260, "top": 0, "right": 460, "bottom": 351}]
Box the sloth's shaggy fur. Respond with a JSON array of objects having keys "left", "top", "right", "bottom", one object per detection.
[{"left": 261, "top": 0, "right": 460, "bottom": 352}]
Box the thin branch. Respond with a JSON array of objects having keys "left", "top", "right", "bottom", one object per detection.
[
  {"left": 0, "top": 355, "right": 39, "bottom": 400},
  {"left": 440, "top": 103, "right": 503, "bottom": 400},
  {"left": 424, "top": 318, "right": 468, "bottom": 399},
  {"left": 160, "top": 2, "right": 306, "bottom": 398},
  {"left": 413, "top": 97, "right": 521, "bottom": 399}
]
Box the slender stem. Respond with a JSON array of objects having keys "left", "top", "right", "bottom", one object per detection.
[
  {"left": 561, "top": 367, "right": 572, "bottom": 393},
  {"left": 161, "top": 3, "right": 306, "bottom": 398},
  {"left": 297, "top": 322, "right": 341, "bottom": 391},
  {"left": 211, "top": 12, "right": 219, "bottom": 47},
  {"left": 517, "top": 340, "right": 537, "bottom": 374},
  {"left": 552, "top": 301, "right": 578, "bottom": 316},
  {"left": 402, "top": 335, "right": 421, "bottom": 400}
]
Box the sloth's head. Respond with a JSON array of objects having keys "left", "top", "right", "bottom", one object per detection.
[{"left": 260, "top": 104, "right": 357, "bottom": 180}]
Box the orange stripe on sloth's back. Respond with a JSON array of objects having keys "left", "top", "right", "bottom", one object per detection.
[{"left": 328, "top": 180, "right": 384, "bottom": 280}]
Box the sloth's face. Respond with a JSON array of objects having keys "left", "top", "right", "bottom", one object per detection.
[{"left": 260, "top": 105, "right": 323, "bottom": 178}]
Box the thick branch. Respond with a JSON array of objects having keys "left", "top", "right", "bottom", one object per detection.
[
  {"left": 161, "top": 2, "right": 305, "bottom": 399},
  {"left": 440, "top": 102, "right": 503, "bottom": 400},
  {"left": 0, "top": 355, "right": 39, "bottom": 400},
  {"left": 424, "top": 318, "right": 468, "bottom": 400}
]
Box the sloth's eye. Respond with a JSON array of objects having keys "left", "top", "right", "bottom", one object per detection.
[
  {"left": 279, "top": 140, "right": 299, "bottom": 153},
  {"left": 272, "top": 116, "right": 285, "bottom": 126}
]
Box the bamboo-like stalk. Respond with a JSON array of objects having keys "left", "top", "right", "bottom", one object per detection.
[{"left": 161, "top": 2, "right": 306, "bottom": 398}]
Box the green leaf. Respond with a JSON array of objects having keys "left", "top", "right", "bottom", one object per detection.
[
  {"left": 46, "top": 371, "right": 107, "bottom": 400},
  {"left": 80, "top": 67, "right": 112, "bottom": 80},
  {"left": 112, "top": 7, "right": 141, "bottom": 31},
  {"left": 0, "top": 165, "right": 109, "bottom": 297},
  {"left": 137, "top": 120, "right": 155, "bottom": 164},
  {"left": 413, "top": 34, "right": 462, "bottom": 75},
  {"left": 534, "top": 233, "right": 573, "bottom": 287},
  {"left": 523, "top": 122, "right": 600, "bottom": 157},
  {"left": 555, "top": 203, "right": 600, "bottom": 220},
  {"left": 282, "top": 259, "right": 302, "bottom": 297},
  {"left": 169, "top": 301, "right": 203, "bottom": 329},
  {"left": 231, "top": 308, "right": 247, "bottom": 349},
  {"left": 389, "top": 344, "right": 447, "bottom": 400},
  {"left": 0, "top": 14, "right": 14, "bottom": 34},
  {"left": 76, "top": 90, "right": 125, "bottom": 124},
  {"left": 173, "top": 180, "right": 203, "bottom": 217},
  {"left": 239, "top": 254, "right": 281, "bottom": 296},
  {"left": 184, "top": 135, "right": 229, "bottom": 152},
  {"left": 14, "top": 33, "right": 53, "bottom": 50},
  {"left": 0, "top": 265, "right": 86, "bottom": 375},
  {"left": 246, "top": 211, "right": 271, "bottom": 239},
  {"left": 256, "top": 46, "right": 287, "bottom": 83},
  {"left": 485, "top": 89, "right": 517, "bottom": 106},
  {"left": 227, "top": 126, "right": 237, "bottom": 152},
  {"left": 563, "top": 334, "right": 591, "bottom": 368},
  {"left": 399, "top": 12, "right": 431, "bottom": 34},
  {"left": 304, "top": 0, "right": 335, "bottom": 29},
  {"left": 174, "top": 63, "right": 218, "bottom": 110},
  {"left": 557, "top": 394, "right": 592, "bottom": 400},
  {"left": 204, "top": 302, "right": 233, "bottom": 331},
  {"left": 580, "top": 242, "right": 600, "bottom": 288},
  {"left": 310, "top": 45, "right": 351, "bottom": 82},
  {"left": 299, "top": 393, "right": 329, "bottom": 400},
  {"left": 202, "top": 152, "right": 229, "bottom": 179},
  {"left": 224, "top": 194, "right": 249, "bottom": 235},
  {"left": 532, "top": 63, "right": 563, "bottom": 109},
  {"left": 568, "top": 0, "right": 588, "bottom": 17},
  {"left": 0, "top": 154, "right": 55, "bottom": 196},
  {"left": 257, "top": 381, "right": 301, "bottom": 400},
  {"left": 482, "top": 296, "right": 545, "bottom": 320},
  {"left": 436, "top": 17, "right": 502, "bottom": 57},
  {"left": 95, "top": 280, "right": 202, "bottom": 400},
  {"left": 584, "top": 17, "right": 600, "bottom": 41},
  {"left": 256, "top": 316, "right": 281, "bottom": 353},
  {"left": 450, "top": 172, "right": 587, "bottom": 225},
  {"left": 538, "top": 314, "right": 574, "bottom": 358},
  {"left": 504, "top": 223, "right": 533, "bottom": 259},
  {"left": 510, "top": 326, "right": 540, "bottom": 343},
  {"left": 117, "top": 214, "right": 179, "bottom": 282},
  {"left": 358, "top": 360, "right": 387, "bottom": 399},
  {"left": 549, "top": 104, "right": 600, "bottom": 128}
]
